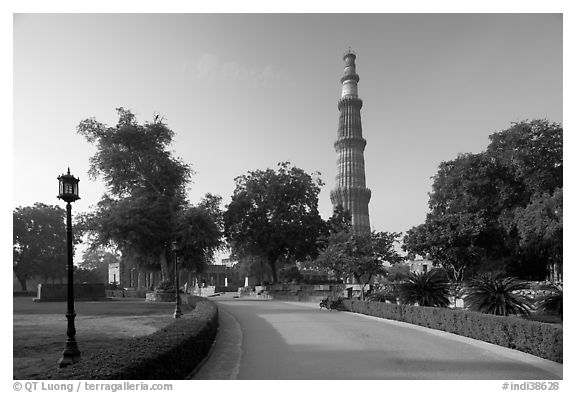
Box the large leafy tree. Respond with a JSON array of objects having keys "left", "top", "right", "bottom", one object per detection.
[
  {"left": 487, "top": 119, "right": 562, "bottom": 196},
  {"left": 489, "top": 120, "right": 563, "bottom": 279},
  {"left": 223, "top": 162, "right": 326, "bottom": 284},
  {"left": 174, "top": 194, "right": 226, "bottom": 274},
  {"left": 313, "top": 229, "right": 404, "bottom": 300},
  {"left": 507, "top": 189, "right": 562, "bottom": 279},
  {"left": 78, "top": 108, "right": 223, "bottom": 282},
  {"left": 403, "top": 120, "right": 562, "bottom": 281},
  {"left": 13, "top": 203, "right": 67, "bottom": 290}
]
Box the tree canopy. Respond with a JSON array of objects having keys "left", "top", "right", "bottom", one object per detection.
[
  {"left": 313, "top": 228, "right": 404, "bottom": 299},
  {"left": 13, "top": 203, "right": 68, "bottom": 290},
  {"left": 403, "top": 119, "right": 562, "bottom": 281},
  {"left": 78, "top": 108, "right": 222, "bottom": 281},
  {"left": 223, "top": 162, "right": 326, "bottom": 283}
]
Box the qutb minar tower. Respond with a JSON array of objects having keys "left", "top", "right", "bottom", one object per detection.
[{"left": 330, "top": 49, "right": 371, "bottom": 233}]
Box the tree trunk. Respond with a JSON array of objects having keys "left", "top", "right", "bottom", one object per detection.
[
  {"left": 159, "top": 250, "right": 172, "bottom": 283},
  {"left": 354, "top": 274, "right": 365, "bottom": 301},
  {"left": 268, "top": 257, "right": 278, "bottom": 284}
]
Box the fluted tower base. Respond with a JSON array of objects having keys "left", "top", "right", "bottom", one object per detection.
[
  {"left": 330, "top": 187, "right": 371, "bottom": 234},
  {"left": 331, "top": 49, "right": 371, "bottom": 234}
]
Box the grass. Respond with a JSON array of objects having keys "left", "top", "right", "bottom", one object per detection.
[{"left": 13, "top": 296, "right": 193, "bottom": 379}]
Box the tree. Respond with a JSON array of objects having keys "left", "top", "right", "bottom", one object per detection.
[
  {"left": 403, "top": 120, "right": 562, "bottom": 281},
  {"left": 13, "top": 203, "right": 67, "bottom": 290},
  {"left": 313, "top": 229, "right": 403, "bottom": 300},
  {"left": 398, "top": 269, "right": 451, "bottom": 308},
  {"left": 174, "top": 194, "right": 225, "bottom": 274},
  {"left": 487, "top": 119, "right": 562, "bottom": 196},
  {"left": 326, "top": 204, "right": 352, "bottom": 234},
  {"left": 223, "top": 162, "right": 326, "bottom": 284},
  {"left": 79, "top": 247, "right": 120, "bottom": 283},
  {"left": 488, "top": 119, "right": 563, "bottom": 279},
  {"left": 384, "top": 263, "right": 410, "bottom": 283},
  {"left": 508, "top": 189, "right": 562, "bottom": 280},
  {"left": 78, "top": 108, "right": 192, "bottom": 281}
]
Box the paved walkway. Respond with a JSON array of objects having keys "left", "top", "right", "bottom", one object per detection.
[{"left": 192, "top": 295, "right": 562, "bottom": 380}]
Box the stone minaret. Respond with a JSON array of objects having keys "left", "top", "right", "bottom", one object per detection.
[{"left": 330, "top": 49, "right": 371, "bottom": 233}]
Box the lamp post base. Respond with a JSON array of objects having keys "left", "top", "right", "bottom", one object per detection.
[
  {"left": 58, "top": 339, "right": 81, "bottom": 368},
  {"left": 173, "top": 300, "right": 182, "bottom": 318}
]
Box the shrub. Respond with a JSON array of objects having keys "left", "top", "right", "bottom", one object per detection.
[
  {"left": 464, "top": 275, "right": 533, "bottom": 317},
  {"left": 536, "top": 284, "right": 563, "bottom": 320},
  {"left": 38, "top": 297, "right": 218, "bottom": 380},
  {"left": 342, "top": 299, "right": 562, "bottom": 362},
  {"left": 368, "top": 284, "right": 399, "bottom": 304},
  {"left": 398, "top": 269, "right": 450, "bottom": 307}
]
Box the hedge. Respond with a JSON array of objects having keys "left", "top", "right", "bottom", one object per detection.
[
  {"left": 342, "top": 299, "right": 562, "bottom": 363},
  {"left": 38, "top": 297, "right": 219, "bottom": 380}
]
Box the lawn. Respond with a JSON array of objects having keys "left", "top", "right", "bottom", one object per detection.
[{"left": 13, "top": 296, "right": 192, "bottom": 379}]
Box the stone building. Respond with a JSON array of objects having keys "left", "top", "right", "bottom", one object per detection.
[
  {"left": 407, "top": 258, "right": 433, "bottom": 274},
  {"left": 107, "top": 259, "right": 237, "bottom": 291},
  {"left": 330, "top": 49, "right": 371, "bottom": 233}
]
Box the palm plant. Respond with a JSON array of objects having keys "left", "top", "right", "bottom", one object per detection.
[
  {"left": 537, "top": 285, "right": 563, "bottom": 320},
  {"left": 464, "top": 274, "right": 533, "bottom": 317},
  {"left": 398, "top": 269, "right": 451, "bottom": 307}
]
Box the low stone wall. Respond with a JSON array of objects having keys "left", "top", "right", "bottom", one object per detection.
[
  {"left": 145, "top": 291, "right": 195, "bottom": 304},
  {"left": 35, "top": 283, "right": 106, "bottom": 301},
  {"left": 265, "top": 283, "right": 347, "bottom": 303},
  {"left": 190, "top": 286, "right": 215, "bottom": 297}
]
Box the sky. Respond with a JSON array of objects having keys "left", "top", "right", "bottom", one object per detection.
[{"left": 12, "top": 13, "right": 562, "bottom": 242}]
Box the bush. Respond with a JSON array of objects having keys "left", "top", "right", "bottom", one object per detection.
[
  {"left": 464, "top": 275, "right": 533, "bottom": 316},
  {"left": 38, "top": 297, "right": 218, "bottom": 379},
  {"left": 398, "top": 269, "right": 451, "bottom": 307},
  {"left": 536, "top": 284, "right": 563, "bottom": 320},
  {"left": 342, "top": 299, "right": 562, "bottom": 363},
  {"left": 368, "top": 284, "right": 399, "bottom": 304}
]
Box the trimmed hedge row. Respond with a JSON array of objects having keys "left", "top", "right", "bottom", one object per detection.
[
  {"left": 39, "top": 297, "right": 218, "bottom": 380},
  {"left": 342, "top": 299, "right": 562, "bottom": 363}
]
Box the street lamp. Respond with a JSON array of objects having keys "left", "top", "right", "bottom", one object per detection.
[
  {"left": 57, "top": 168, "right": 81, "bottom": 368},
  {"left": 172, "top": 240, "right": 182, "bottom": 318}
]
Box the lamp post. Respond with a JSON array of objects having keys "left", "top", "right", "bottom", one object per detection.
[
  {"left": 57, "top": 168, "right": 81, "bottom": 368},
  {"left": 172, "top": 241, "right": 182, "bottom": 318}
]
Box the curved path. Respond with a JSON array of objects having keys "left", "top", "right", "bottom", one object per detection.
[{"left": 192, "top": 295, "right": 562, "bottom": 380}]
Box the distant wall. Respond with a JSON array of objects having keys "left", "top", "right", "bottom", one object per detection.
[
  {"left": 36, "top": 283, "right": 106, "bottom": 301},
  {"left": 265, "top": 283, "right": 347, "bottom": 303}
]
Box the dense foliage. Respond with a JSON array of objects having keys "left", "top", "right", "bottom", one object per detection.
[
  {"left": 79, "top": 247, "right": 120, "bottom": 283},
  {"left": 536, "top": 284, "right": 563, "bottom": 320},
  {"left": 398, "top": 269, "right": 451, "bottom": 307},
  {"left": 78, "top": 108, "right": 223, "bottom": 282},
  {"left": 464, "top": 274, "right": 533, "bottom": 317},
  {"left": 403, "top": 120, "right": 562, "bottom": 282},
  {"left": 13, "top": 203, "right": 69, "bottom": 290},
  {"left": 312, "top": 225, "right": 404, "bottom": 300},
  {"left": 223, "top": 162, "right": 326, "bottom": 283}
]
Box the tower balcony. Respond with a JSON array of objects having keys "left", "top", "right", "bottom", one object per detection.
[{"left": 337, "top": 96, "right": 363, "bottom": 110}]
